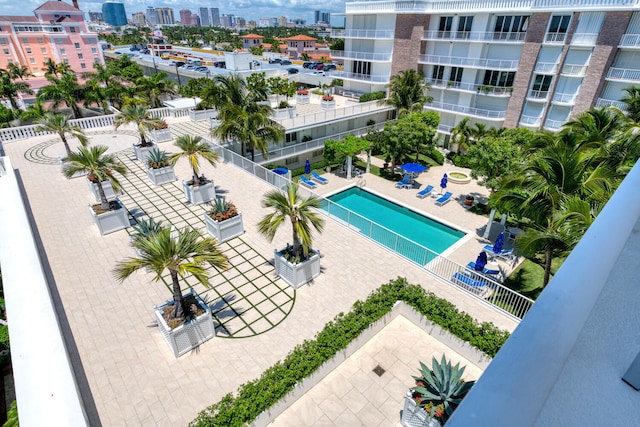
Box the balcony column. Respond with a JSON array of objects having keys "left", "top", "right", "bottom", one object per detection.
[{"left": 391, "top": 15, "right": 430, "bottom": 76}]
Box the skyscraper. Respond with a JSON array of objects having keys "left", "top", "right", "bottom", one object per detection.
[
  {"left": 179, "top": 9, "right": 192, "bottom": 26},
  {"left": 321, "top": 12, "right": 330, "bottom": 24},
  {"left": 210, "top": 8, "right": 220, "bottom": 26},
  {"left": 156, "top": 7, "right": 175, "bottom": 25},
  {"left": 277, "top": 16, "right": 287, "bottom": 27},
  {"left": 145, "top": 6, "right": 158, "bottom": 26},
  {"left": 314, "top": 10, "right": 320, "bottom": 24},
  {"left": 132, "top": 12, "right": 146, "bottom": 26},
  {"left": 88, "top": 11, "right": 103, "bottom": 23},
  {"left": 102, "top": 0, "right": 127, "bottom": 27},
  {"left": 199, "top": 7, "right": 210, "bottom": 27}
]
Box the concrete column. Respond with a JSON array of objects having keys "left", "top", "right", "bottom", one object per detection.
[{"left": 391, "top": 15, "right": 430, "bottom": 76}]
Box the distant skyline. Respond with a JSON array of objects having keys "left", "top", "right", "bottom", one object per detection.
[{"left": 6, "top": 0, "right": 345, "bottom": 26}]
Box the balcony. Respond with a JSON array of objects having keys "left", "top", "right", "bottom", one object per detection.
[
  {"left": 619, "top": 34, "right": 640, "bottom": 48},
  {"left": 527, "top": 89, "right": 550, "bottom": 101},
  {"left": 606, "top": 67, "right": 640, "bottom": 82},
  {"left": 418, "top": 54, "right": 519, "bottom": 70},
  {"left": 561, "top": 64, "right": 587, "bottom": 76},
  {"left": 331, "top": 29, "right": 395, "bottom": 39},
  {"left": 571, "top": 33, "right": 598, "bottom": 46},
  {"left": 428, "top": 80, "right": 514, "bottom": 96},
  {"left": 426, "top": 101, "right": 506, "bottom": 120},
  {"left": 535, "top": 62, "right": 558, "bottom": 74},
  {"left": 596, "top": 98, "right": 627, "bottom": 110},
  {"left": 331, "top": 70, "right": 390, "bottom": 83},
  {"left": 545, "top": 33, "right": 567, "bottom": 44},
  {"left": 544, "top": 118, "right": 565, "bottom": 130},
  {"left": 330, "top": 50, "right": 392, "bottom": 62},
  {"left": 519, "top": 114, "right": 542, "bottom": 127},
  {"left": 552, "top": 92, "right": 577, "bottom": 104},
  {"left": 422, "top": 30, "right": 526, "bottom": 43}
]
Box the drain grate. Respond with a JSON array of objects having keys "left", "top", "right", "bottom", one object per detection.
[{"left": 372, "top": 365, "right": 386, "bottom": 377}]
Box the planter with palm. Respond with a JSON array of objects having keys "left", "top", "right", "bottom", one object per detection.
[
  {"left": 169, "top": 135, "right": 219, "bottom": 204},
  {"left": 113, "top": 105, "right": 162, "bottom": 161},
  {"left": 149, "top": 120, "right": 173, "bottom": 143},
  {"left": 113, "top": 227, "right": 228, "bottom": 357},
  {"left": 35, "top": 112, "right": 88, "bottom": 160},
  {"left": 204, "top": 198, "right": 244, "bottom": 243},
  {"left": 63, "top": 145, "right": 130, "bottom": 235},
  {"left": 257, "top": 182, "right": 325, "bottom": 288},
  {"left": 145, "top": 147, "right": 176, "bottom": 186}
]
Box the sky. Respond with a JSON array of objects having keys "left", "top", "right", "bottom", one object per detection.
[{"left": 5, "top": 0, "right": 346, "bottom": 26}]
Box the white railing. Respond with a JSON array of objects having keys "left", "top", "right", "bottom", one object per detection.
[
  {"left": 422, "top": 30, "right": 526, "bottom": 42},
  {"left": 619, "top": 33, "right": 640, "bottom": 47},
  {"left": 331, "top": 70, "right": 390, "bottom": 83},
  {"left": 561, "top": 64, "right": 588, "bottom": 76},
  {"left": 571, "top": 33, "right": 598, "bottom": 45},
  {"left": 211, "top": 143, "right": 533, "bottom": 320},
  {"left": 520, "top": 115, "right": 542, "bottom": 126},
  {"left": 275, "top": 101, "right": 394, "bottom": 129},
  {"left": 544, "top": 118, "right": 565, "bottom": 130},
  {"left": 331, "top": 29, "right": 395, "bottom": 39},
  {"left": 418, "top": 54, "right": 519, "bottom": 70},
  {"left": 527, "top": 89, "right": 550, "bottom": 100},
  {"left": 596, "top": 98, "right": 627, "bottom": 110},
  {"left": 437, "top": 123, "right": 453, "bottom": 133},
  {"left": 427, "top": 101, "right": 506, "bottom": 119},
  {"left": 330, "top": 50, "right": 392, "bottom": 61},
  {"left": 545, "top": 33, "right": 567, "bottom": 43},
  {"left": 427, "top": 79, "right": 513, "bottom": 96},
  {"left": 607, "top": 67, "right": 640, "bottom": 81},
  {"left": 535, "top": 62, "right": 558, "bottom": 73},
  {"left": 552, "top": 92, "right": 577, "bottom": 104}
]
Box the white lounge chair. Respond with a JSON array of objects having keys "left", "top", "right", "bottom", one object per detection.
[
  {"left": 434, "top": 191, "right": 453, "bottom": 206},
  {"left": 395, "top": 174, "right": 412, "bottom": 189}
]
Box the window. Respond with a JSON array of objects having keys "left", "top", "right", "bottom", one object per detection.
[
  {"left": 494, "top": 15, "right": 530, "bottom": 40},
  {"left": 80, "top": 63, "right": 86, "bottom": 69},
  {"left": 91, "top": 47, "right": 97, "bottom": 54},
  {"left": 69, "top": 27, "right": 76, "bottom": 33},
  {"left": 457, "top": 16, "right": 473, "bottom": 38},
  {"left": 547, "top": 15, "right": 571, "bottom": 42},
  {"left": 7, "top": 59, "right": 12, "bottom": 64},
  {"left": 33, "top": 67, "right": 39, "bottom": 73},
  {"left": 94, "top": 57, "right": 100, "bottom": 63},
  {"left": 60, "top": 48, "right": 66, "bottom": 55},
  {"left": 483, "top": 70, "right": 515, "bottom": 87},
  {"left": 74, "top": 42, "right": 80, "bottom": 49},
  {"left": 63, "top": 58, "right": 69, "bottom": 64},
  {"left": 25, "top": 47, "right": 31, "bottom": 53},
  {"left": 56, "top": 39, "right": 63, "bottom": 45},
  {"left": 439, "top": 16, "right": 453, "bottom": 37},
  {"left": 29, "top": 57, "right": 35, "bottom": 64},
  {"left": 77, "top": 53, "right": 83, "bottom": 59},
  {"left": 432, "top": 65, "right": 445, "bottom": 83},
  {"left": 2, "top": 48, "right": 8, "bottom": 55},
  {"left": 89, "top": 38, "right": 96, "bottom": 44},
  {"left": 41, "top": 47, "right": 47, "bottom": 54},
  {"left": 0, "top": 39, "right": 5, "bottom": 45},
  {"left": 531, "top": 74, "right": 553, "bottom": 97},
  {"left": 352, "top": 60, "right": 371, "bottom": 76},
  {"left": 22, "top": 37, "right": 29, "bottom": 44},
  {"left": 38, "top": 37, "right": 44, "bottom": 44},
  {"left": 449, "top": 67, "right": 463, "bottom": 84}
]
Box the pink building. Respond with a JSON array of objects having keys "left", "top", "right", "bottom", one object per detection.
[
  {"left": 284, "top": 35, "right": 317, "bottom": 59},
  {"left": 241, "top": 33, "right": 263, "bottom": 50}
]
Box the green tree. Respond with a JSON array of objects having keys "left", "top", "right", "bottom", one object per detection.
[
  {"left": 329, "top": 39, "right": 344, "bottom": 50},
  {"left": 621, "top": 85, "right": 640, "bottom": 123},
  {"left": 385, "top": 69, "right": 431, "bottom": 116},
  {"left": 35, "top": 113, "right": 88, "bottom": 157},
  {"left": 113, "top": 105, "right": 161, "bottom": 147},
  {"left": 37, "top": 72, "right": 84, "bottom": 118},
  {"left": 0, "top": 104, "right": 21, "bottom": 128},
  {"left": 20, "top": 100, "right": 48, "bottom": 122},
  {"left": 0, "top": 70, "right": 33, "bottom": 110},
  {"left": 169, "top": 135, "right": 219, "bottom": 184},
  {"left": 257, "top": 182, "right": 325, "bottom": 261},
  {"left": 114, "top": 227, "right": 228, "bottom": 321},
  {"left": 63, "top": 145, "right": 127, "bottom": 210},
  {"left": 324, "top": 135, "right": 370, "bottom": 178},
  {"left": 135, "top": 72, "right": 177, "bottom": 108}
]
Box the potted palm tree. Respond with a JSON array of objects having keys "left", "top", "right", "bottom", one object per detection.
[
  {"left": 35, "top": 113, "right": 89, "bottom": 177},
  {"left": 114, "top": 105, "right": 162, "bottom": 161},
  {"left": 321, "top": 94, "right": 336, "bottom": 109},
  {"left": 169, "top": 135, "right": 218, "bottom": 205},
  {"left": 204, "top": 198, "right": 244, "bottom": 243},
  {"left": 149, "top": 119, "right": 173, "bottom": 143},
  {"left": 145, "top": 148, "right": 176, "bottom": 186},
  {"left": 257, "top": 182, "right": 325, "bottom": 288},
  {"left": 114, "top": 227, "right": 228, "bottom": 358},
  {"left": 63, "top": 145, "right": 130, "bottom": 235}
]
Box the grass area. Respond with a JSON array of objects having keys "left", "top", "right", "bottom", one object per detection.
[{"left": 503, "top": 256, "right": 565, "bottom": 300}]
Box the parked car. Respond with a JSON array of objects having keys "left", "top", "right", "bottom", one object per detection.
[
  {"left": 302, "top": 61, "right": 314, "bottom": 69},
  {"left": 251, "top": 60, "right": 260, "bottom": 66},
  {"left": 323, "top": 64, "right": 337, "bottom": 71},
  {"left": 194, "top": 67, "right": 210, "bottom": 73},
  {"left": 173, "top": 60, "right": 185, "bottom": 67},
  {"left": 312, "top": 70, "right": 326, "bottom": 76},
  {"left": 181, "top": 64, "right": 196, "bottom": 70},
  {"left": 280, "top": 59, "right": 292, "bottom": 66},
  {"left": 312, "top": 63, "right": 325, "bottom": 70},
  {"left": 213, "top": 61, "right": 226, "bottom": 68},
  {"left": 129, "top": 46, "right": 140, "bottom": 51},
  {"left": 141, "top": 49, "right": 150, "bottom": 55},
  {"left": 269, "top": 58, "right": 282, "bottom": 64},
  {"left": 287, "top": 68, "right": 299, "bottom": 74}
]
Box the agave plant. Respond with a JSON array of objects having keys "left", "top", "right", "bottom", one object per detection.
[
  {"left": 131, "top": 218, "right": 166, "bottom": 241},
  {"left": 208, "top": 198, "right": 238, "bottom": 222},
  {"left": 412, "top": 355, "right": 475, "bottom": 423},
  {"left": 146, "top": 148, "right": 170, "bottom": 169}
]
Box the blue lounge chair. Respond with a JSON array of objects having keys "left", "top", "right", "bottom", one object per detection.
[
  {"left": 395, "top": 174, "right": 412, "bottom": 189},
  {"left": 466, "top": 261, "right": 500, "bottom": 276},
  {"left": 416, "top": 185, "right": 434, "bottom": 199},
  {"left": 311, "top": 171, "right": 328, "bottom": 184},
  {"left": 434, "top": 191, "right": 453, "bottom": 206},
  {"left": 483, "top": 245, "right": 515, "bottom": 263},
  {"left": 299, "top": 175, "right": 317, "bottom": 189},
  {"left": 452, "top": 272, "right": 488, "bottom": 294}
]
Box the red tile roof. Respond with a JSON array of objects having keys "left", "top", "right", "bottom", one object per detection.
[
  {"left": 35, "top": 1, "right": 80, "bottom": 12},
  {"left": 285, "top": 35, "right": 317, "bottom": 41},
  {"left": 241, "top": 33, "right": 263, "bottom": 39}
]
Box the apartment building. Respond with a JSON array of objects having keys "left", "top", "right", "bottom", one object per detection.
[{"left": 333, "top": 0, "right": 640, "bottom": 135}]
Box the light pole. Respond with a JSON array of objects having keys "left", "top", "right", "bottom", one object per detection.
[{"left": 175, "top": 63, "right": 182, "bottom": 87}]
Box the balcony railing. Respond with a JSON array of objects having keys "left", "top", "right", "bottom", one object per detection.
[
  {"left": 418, "top": 54, "right": 519, "bottom": 70},
  {"left": 331, "top": 29, "right": 395, "bottom": 39},
  {"left": 596, "top": 98, "right": 627, "bottom": 110},
  {"left": 545, "top": 33, "right": 567, "bottom": 43},
  {"left": 552, "top": 92, "right": 577, "bottom": 104},
  {"left": 561, "top": 64, "right": 588, "bottom": 76},
  {"left": 535, "top": 62, "right": 558, "bottom": 73},
  {"left": 275, "top": 101, "right": 394, "bottom": 129},
  {"left": 428, "top": 79, "right": 514, "bottom": 96},
  {"left": 330, "top": 50, "right": 392, "bottom": 61},
  {"left": 519, "top": 115, "right": 541, "bottom": 126},
  {"left": 619, "top": 34, "right": 640, "bottom": 48},
  {"left": 607, "top": 67, "right": 640, "bottom": 82},
  {"left": 427, "top": 101, "right": 506, "bottom": 119},
  {"left": 544, "top": 118, "right": 565, "bottom": 130},
  {"left": 527, "top": 89, "right": 550, "bottom": 100},
  {"left": 422, "top": 30, "right": 526, "bottom": 42},
  {"left": 571, "top": 33, "right": 598, "bottom": 46},
  {"left": 331, "top": 70, "right": 390, "bottom": 83}
]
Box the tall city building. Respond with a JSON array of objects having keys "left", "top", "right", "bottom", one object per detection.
[
  {"left": 145, "top": 6, "right": 158, "bottom": 26},
  {"left": 156, "top": 7, "right": 175, "bottom": 25},
  {"left": 278, "top": 16, "right": 287, "bottom": 27},
  {"left": 132, "top": 12, "right": 146, "bottom": 26},
  {"left": 221, "top": 14, "right": 234, "bottom": 27},
  {"left": 314, "top": 10, "right": 321, "bottom": 24},
  {"left": 237, "top": 17, "right": 246, "bottom": 28},
  {"left": 88, "top": 11, "right": 103, "bottom": 23},
  {"left": 179, "top": 8, "right": 192, "bottom": 26},
  {"left": 190, "top": 15, "right": 201, "bottom": 27},
  {"left": 210, "top": 8, "right": 220, "bottom": 26},
  {"left": 199, "top": 7, "right": 210, "bottom": 27},
  {"left": 102, "top": 0, "right": 127, "bottom": 27}
]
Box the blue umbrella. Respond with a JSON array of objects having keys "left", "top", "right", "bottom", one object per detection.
[
  {"left": 401, "top": 163, "right": 426, "bottom": 175},
  {"left": 474, "top": 251, "right": 488, "bottom": 271},
  {"left": 492, "top": 233, "right": 505, "bottom": 254},
  {"left": 304, "top": 159, "right": 311, "bottom": 175},
  {"left": 440, "top": 173, "right": 448, "bottom": 190}
]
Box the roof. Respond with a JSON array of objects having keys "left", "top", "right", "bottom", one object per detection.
[
  {"left": 0, "top": 16, "right": 38, "bottom": 23},
  {"left": 34, "top": 1, "right": 80, "bottom": 12},
  {"left": 241, "top": 33, "right": 263, "bottom": 39},
  {"left": 262, "top": 43, "right": 272, "bottom": 48},
  {"left": 285, "top": 35, "right": 317, "bottom": 41}
]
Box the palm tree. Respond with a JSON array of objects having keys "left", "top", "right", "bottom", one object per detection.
[
  {"left": 113, "top": 105, "right": 161, "bottom": 147},
  {"left": 168, "top": 135, "right": 219, "bottom": 185},
  {"left": 35, "top": 113, "right": 88, "bottom": 157},
  {"left": 62, "top": 145, "right": 127, "bottom": 211},
  {"left": 213, "top": 103, "right": 284, "bottom": 160},
  {"left": 0, "top": 70, "right": 33, "bottom": 110},
  {"left": 621, "top": 86, "right": 640, "bottom": 123},
  {"left": 257, "top": 182, "right": 325, "bottom": 261},
  {"left": 7, "top": 63, "right": 31, "bottom": 80},
  {"left": 450, "top": 117, "right": 473, "bottom": 153},
  {"left": 135, "top": 73, "right": 177, "bottom": 108},
  {"left": 82, "top": 79, "right": 110, "bottom": 113},
  {"left": 113, "top": 227, "right": 228, "bottom": 321},
  {"left": 20, "top": 100, "right": 48, "bottom": 122},
  {"left": 384, "top": 69, "right": 431, "bottom": 116},
  {"left": 37, "top": 72, "right": 84, "bottom": 118}
]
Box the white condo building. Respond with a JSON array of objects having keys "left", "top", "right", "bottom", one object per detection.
[{"left": 333, "top": 0, "right": 640, "bottom": 136}]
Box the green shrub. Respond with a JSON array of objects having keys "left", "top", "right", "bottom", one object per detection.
[
  {"left": 447, "top": 151, "right": 472, "bottom": 168},
  {"left": 359, "top": 91, "right": 386, "bottom": 103},
  {"left": 429, "top": 147, "right": 445, "bottom": 165},
  {"left": 190, "top": 277, "right": 510, "bottom": 427}
]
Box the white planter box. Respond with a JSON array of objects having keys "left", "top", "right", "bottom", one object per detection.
[
  {"left": 146, "top": 166, "right": 176, "bottom": 186},
  {"left": 273, "top": 106, "right": 295, "bottom": 119},
  {"left": 89, "top": 200, "right": 130, "bottom": 235},
  {"left": 295, "top": 94, "right": 310, "bottom": 104},
  {"left": 59, "top": 158, "right": 87, "bottom": 179},
  {"left": 150, "top": 128, "right": 172, "bottom": 143},
  {"left": 210, "top": 118, "right": 221, "bottom": 130},
  {"left": 154, "top": 289, "right": 215, "bottom": 358},
  {"left": 182, "top": 180, "right": 215, "bottom": 205},
  {"left": 401, "top": 391, "right": 442, "bottom": 427},
  {"left": 86, "top": 178, "right": 119, "bottom": 202},
  {"left": 204, "top": 212, "right": 244, "bottom": 243},
  {"left": 321, "top": 99, "right": 336, "bottom": 110},
  {"left": 274, "top": 248, "right": 320, "bottom": 289},
  {"left": 189, "top": 108, "right": 217, "bottom": 122},
  {"left": 133, "top": 143, "right": 156, "bottom": 162}
]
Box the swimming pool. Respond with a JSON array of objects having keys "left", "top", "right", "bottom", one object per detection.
[{"left": 324, "top": 187, "right": 464, "bottom": 264}]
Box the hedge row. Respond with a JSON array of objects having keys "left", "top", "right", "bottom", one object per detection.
[
  {"left": 359, "top": 91, "right": 386, "bottom": 103},
  {"left": 190, "top": 277, "right": 510, "bottom": 427}
]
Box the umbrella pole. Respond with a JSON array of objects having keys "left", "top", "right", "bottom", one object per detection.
[{"left": 483, "top": 209, "right": 496, "bottom": 240}]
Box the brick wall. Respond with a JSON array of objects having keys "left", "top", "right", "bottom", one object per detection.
[{"left": 391, "top": 15, "right": 430, "bottom": 76}]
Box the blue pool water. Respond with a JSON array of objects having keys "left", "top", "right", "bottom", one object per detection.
[{"left": 324, "top": 187, "right": 464, "bottom": 263}]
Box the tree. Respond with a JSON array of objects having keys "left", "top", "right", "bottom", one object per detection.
[
  {"left": 385, "top": 69, "right": 431, "bottom": 116},
  {"left": 168, "top": 135, "right": 219, "bottom": 184},
  {"left": 114, "top": 227, "right": 228, "bottom": 321},
  {"left": 62, "top": 145, "right": 126, "bottom": 210},
  {"left": 135, "top": 73, "right": 177, "bottom": 108},
  {"left": 621, "top": 85, "right": 640, "bottom": 123},
  {"left": 0, "top": 104, "right": 20, "bottom": 128},
  {"left": 20, "top": 100, "right": 48, "bottom": 122},
  {"left": 450, "top": 117, "right": 473, "bottom": 153},
  {"left": 35, "top": 113, "right": 88, "bottom": 157},
  {"left": 257, "top": 182, "right": 325, "bottom": 261},
  {"left": 0, "top": 70, "right": 33, "bottom": 110},
  {"left": 329, "top": 38, "right": 344, "bottom": 51},
  {"left": 113, "top": 105, "right": 161, "bottom": 147},
  {"left": 324, "top": 135, "right": 370, "bottom": 179},
  {"left": 37, "top": 72, "right": 84, "bottom": 118}
]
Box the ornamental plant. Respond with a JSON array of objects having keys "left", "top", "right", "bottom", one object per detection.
[
  {"left": 208, "top": 198, "right": 238, "bottom": 222},
  {"left": 296, "top": 89, "right": 309, "bottom": 95},
  {"left": 322, "top": 95, "right": 334, "bottom": 101},
  {"left": 155, "top": 120, "right": 169, "bottom": 130},
  {"left": 146, "top": 148, "right": 170, "bottom": 169}
]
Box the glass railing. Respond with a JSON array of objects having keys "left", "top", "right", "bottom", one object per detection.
[
  {"left": 423, "top": 30, "right": 526, "bottom": 42},
  {"left": 331, "top": 29, "right": 395, "bottom": 39},
  {"left": 607, "top": 67, "right": 640, "bottom": 81},
  {"left": 330, "top": 50, "right": 392, "bottom": 61},
  {"left": 331, "top": 70, "right": 390, "bottom": 83},
  {"left": 427, "top": 101, "right": 507, "bottom": 119},
  {"left": 419, "top": 54, "right": 519, "bottom": 70}
]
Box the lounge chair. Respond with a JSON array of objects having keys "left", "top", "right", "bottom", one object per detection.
[
  {"left": 452, "top": 272, "right": 488, "bottom": 293},
  {"left": 434, "top": 191, "right": 453, "bottom": 206},
  {"left": 466, "top": 261, "right": 500, "bottom": 276},
  {"left": 416, "top": 185, "right": 434, "bottom": 199},
  {"left": 395, "top": 174, "right": 412, "bottom": 189},
  {"left": 483, "top": 245, "right": 515, "bottom": 263},
  {"left": 299, "top": 175, "right": 317, "bottom": 189},
  {"left": 311, "top": 171, "right": 328, "bottom": 184}
]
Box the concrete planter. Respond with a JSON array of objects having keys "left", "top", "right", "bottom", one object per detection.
[
  {"left": 86, "top": 178, "right": 119, "bottom": 202},
  {"left": 133, "top": 143, "right": 156, "bottom": 162},
  {"left": 59, "top": 158, "right": 87, "bottom": 179},
  {"left": 146, "top": 166, "right": 176, "bottom": 186},
  {"left": 150, "top": 128, "right": 172, "bottom": 143},
  {"left": 189, "top": 108, "right": 217, "bottom": 122},
  {"left": 182, "top": 180, "right": 215, "bottom": 205},
  {"left": 296, "top": 94, "right": 310, "bottom": 104},
  {"left": 154, "top": 289, "right": 215, "bottom": 358},
  {"left": 274, "top": 248, "right": 320, "bottom": 289},
  {"left": 321, "top": 99, "right": 336, "bottom": 110},
  {"left": 89, "top": 200, "right": 130, "bottom": 235},
  {"left": 204, "top": 212, "right": 244, "bottom": 243},
  {"left": 273, "top": 106, "right": 296, "bottom": 119},
  {"left": 401, "top": 392, "right": 442, "bottom": 427},
  {"left": 209, "top": 118, "right": 221, "bottom": 130}
]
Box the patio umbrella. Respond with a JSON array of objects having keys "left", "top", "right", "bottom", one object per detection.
[
  {"left": 492, "top": 233, "right": 505, "bottom": 254},
  {"left": 304, "top": 159, "right": 311, "bottom": 175},
  {"left": 474, "top": 251, "right": 488, "bottom": 271},
  {"left": 440, "top": 173, "right": 448, "bottom": 191},
  {"left": 401, "top": 162, "right": 426, "bottom": 176}
]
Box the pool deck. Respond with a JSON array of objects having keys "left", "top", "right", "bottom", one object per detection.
[{"left": 1, "top": 118, "right": 519, "bottom": 426}]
